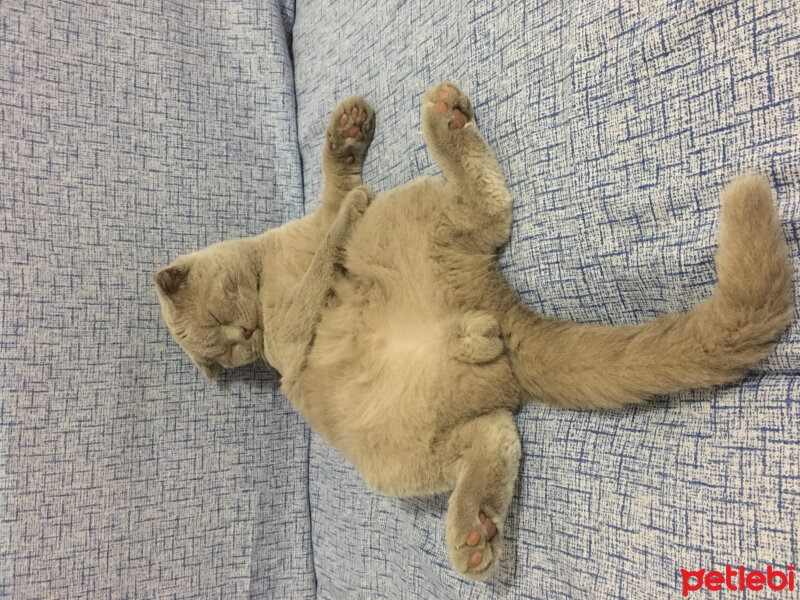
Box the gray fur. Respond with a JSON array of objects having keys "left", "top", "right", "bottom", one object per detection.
[{"left": 155, "top": 83, "right": 793, "bottom": 579}]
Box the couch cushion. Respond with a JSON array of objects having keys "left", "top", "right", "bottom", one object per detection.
[
  {"left": 0, "top": 1, "right": 313, "bottom": 597},
  {"left": 292, "top": 0, "right": 800, "bottom": 597}
]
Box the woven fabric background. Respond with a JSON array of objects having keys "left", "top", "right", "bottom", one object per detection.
[
  {"left": 2, "top": 0, "right": 799, "bottom": 598},
  {"left": 292, "top": 0, "right": 800, "bottom": 598},
  {"left": 1, "top": 1, "right": 314, "bottom": 598}
]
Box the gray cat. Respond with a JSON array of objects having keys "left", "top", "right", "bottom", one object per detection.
[{"left": 155, "top": 82, "right": 792, "bottom": 579}]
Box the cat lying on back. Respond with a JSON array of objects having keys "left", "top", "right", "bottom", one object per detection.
[{"left": 155, "top": 82, "right": 793, "bottom": 580}]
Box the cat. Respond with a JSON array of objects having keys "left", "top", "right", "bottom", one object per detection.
[{"left": 154, "top": 82, "right": 793, "bottom": 580}]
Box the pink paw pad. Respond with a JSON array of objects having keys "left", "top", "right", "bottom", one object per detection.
[
  {"left": 339, "top": 106, "right": 364, "bottom": 140},
  {"left": 466, "top": 513, "right": 496, "bottom": 570},
  {"left": 468, "top": 551, "right": 483, "bottom": 568},
  {"left": 327, "top": 96, "right": 374, "bottom": 165},
  {"left": 342, "top": 125, "right": 363, "bottom": 139},
  {"left": 448, "top": 109, "right": 468, "bottom": 130},
  {"left": 431, "top": 84, "right": 470, "bottom": 130}
]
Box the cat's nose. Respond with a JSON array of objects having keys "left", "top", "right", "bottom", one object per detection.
[{"left": 241, "top": 327, "right": 255, "bottom": 340}]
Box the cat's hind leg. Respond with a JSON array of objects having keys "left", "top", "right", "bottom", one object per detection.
[
  {"left": 440, "top": 410, "right": 521, "bottom": 580},
  {"left": 320, "top": 96, "right": 375, "bottom": 220},
  {"left": 421, "top": 83, "right": 512, "bottom": 250}
]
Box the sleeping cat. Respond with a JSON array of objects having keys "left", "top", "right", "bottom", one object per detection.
[{"left": 154, "top": 82, "right": 793, "bottom": 580}]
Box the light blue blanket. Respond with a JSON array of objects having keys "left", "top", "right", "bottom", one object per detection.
[{"left": 2, "top": 0, "right": 798, "bottom": 597}]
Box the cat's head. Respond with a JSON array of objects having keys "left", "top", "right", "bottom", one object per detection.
[{"left": 154, "top": 240, "right": 263, "bottom": 380}]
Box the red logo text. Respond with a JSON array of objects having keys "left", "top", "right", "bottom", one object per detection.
[{"left": 681, "top": 565, "right": 795, "bottom": 596}]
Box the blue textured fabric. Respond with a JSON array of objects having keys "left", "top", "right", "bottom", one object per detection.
[
  {"left": 3, "top": 0, "right": 799, "bottom": 598},
  {"left": 1, "top": 1, "right": 314, "bottom": 598},
  {"left": 292, "top": 0, "right": 800, "bottom": 598}
]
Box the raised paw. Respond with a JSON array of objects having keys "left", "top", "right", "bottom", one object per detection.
[
  {"left": 447, "top": 508, "right": 502, "bottom": 579},
  {"left": 422, "top": 82, "right": 474, "bottom": 133},
  {"left": 326, "top": 96, "right": 375, "bottom": 166}
]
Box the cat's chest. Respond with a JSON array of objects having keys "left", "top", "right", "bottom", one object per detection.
[{"left": 341, "top": 184, "right": 498, "bottom": 312}]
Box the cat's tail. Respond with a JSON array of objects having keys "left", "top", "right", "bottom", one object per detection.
[{"left": 503, "top": 174, "right": 793, "bottom": 409}]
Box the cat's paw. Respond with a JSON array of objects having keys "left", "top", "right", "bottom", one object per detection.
[
  {"left": 343, "top": 185, "right": 375, "bottom": 220},
  {"left": 328, "top": 186, "right": 374, "bottom": 259},
  {"left": 422, "top": 82, "right": 474, "bottom": 134},
  {"left": 450, "top": 311, "right": 503, "bottom": 363},
  {"left": 326, "top": 96, "right": 375, "bottom": 166},
  {"left": 447, "top": 509, "right": 501, "bottom": 580}
]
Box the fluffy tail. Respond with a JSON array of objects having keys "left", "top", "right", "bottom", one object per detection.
[{"left": 503, "top": 174, "right": 793, "bottom": 409}]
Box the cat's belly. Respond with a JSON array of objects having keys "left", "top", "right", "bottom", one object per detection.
[
  {"left": 290, "top": 181, "right": 519, "bottom": 493},
  {"left": 304, "top": 311, "right": 458, "bottom": 493},
  {"left": 300, "top": 290, "right": 517, "bottom": 496},
  {"left": 309, "top": 293, "right": 453, "bottom": 430}
]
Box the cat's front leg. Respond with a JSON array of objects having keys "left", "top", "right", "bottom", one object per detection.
[
  {"left": 421, "top": 82, "right": 512, "bottom": 250},
  {"left": 267, "top": 186, "right": 374, "bottom": 383},
  {"left": 320, "top": 96, "right": 375, "bottom": 221}
]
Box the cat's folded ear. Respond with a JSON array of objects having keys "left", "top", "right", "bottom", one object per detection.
[{"left": 154, "top": 265, "right": 189, "bottom": 297}]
